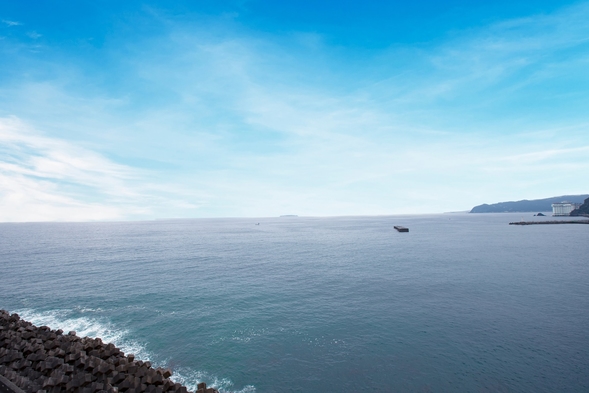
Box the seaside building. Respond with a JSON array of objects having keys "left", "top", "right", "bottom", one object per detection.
[{"left": 551, "top": 202, "right": 582, "bottom": 216}]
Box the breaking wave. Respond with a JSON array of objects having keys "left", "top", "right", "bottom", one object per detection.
[{"left": 12, "top": 308, "right": 255, "bottom": 393}]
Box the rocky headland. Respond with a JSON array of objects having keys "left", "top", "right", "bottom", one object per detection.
[
  {"left": 570, "top": 197, "right": 589, "bottom": 216},
  {"left": 470, "top": 194, "right": 589, "bottom": 213},
  {"left": 0, "top": 310, "right": 217, "bottom": 393}
]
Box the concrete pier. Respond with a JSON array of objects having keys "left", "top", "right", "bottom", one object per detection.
[{"left": 509, "top": 220, "right": 589, "bottom": 225}]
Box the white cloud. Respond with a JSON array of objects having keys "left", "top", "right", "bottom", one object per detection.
[
  {"left": 1, "top": 3, "right": 588, "bottom": 219},
  {"left": 26, "top": 31, "right": 42, "bottom": 39},
  {"left": 1, "top": 20, "right": 21, "bottom": 27},
  {"left": 368, "top": 2, "right": 589, "bottom": 108},
  {"left": 0, "top": 117, "right": 165, "bottom": 221},
  {"left": 0, "top": 117, "right": 136, "bottom": 221},
  {"left": 499, "top": 146, "right": 589, "bottom": 164},
  {"left": 0, "top": 173, "right": 123, "bottom": 222}
]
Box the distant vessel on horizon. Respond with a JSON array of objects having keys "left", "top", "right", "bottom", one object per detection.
[{"left": 280, "top": 215, "right": 298, "bottom": 217}]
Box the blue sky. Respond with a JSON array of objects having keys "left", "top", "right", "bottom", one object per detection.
[{"left": 1, "top": 1, "right": 588, "bottom": 221}]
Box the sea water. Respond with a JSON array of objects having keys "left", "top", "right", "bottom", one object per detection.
[{"left": 0, "top": 214, "right": 588, "bottom": 392}]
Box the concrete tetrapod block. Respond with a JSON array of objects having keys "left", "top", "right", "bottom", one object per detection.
[
  {"left": 1, "top": 310, "right": 216, "bottom": 393},
  {"left": 0, "top": 374, "right": 27, "bottom": 393}
]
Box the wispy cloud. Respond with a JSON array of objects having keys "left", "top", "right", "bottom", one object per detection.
[
  {"left": 366, "top": 2, "right": 589, "bottom": 111},
  {"left": 0, "top": 2, "right": 588, "bottom": 220},
  {"left": 0, "top": 117, "right": 208, "bottom": 221},
  {"left": 0, "top": 117, "right": 140, "bottom": 221},
  {"left": 499, "top": 146, "right": 589, "bottom": 164},
  {"left": 1, "top": 20, "right": 21, "bottom": 27},
  {"left": 26, "top": 31, "right": 42, "bottom": 39}
]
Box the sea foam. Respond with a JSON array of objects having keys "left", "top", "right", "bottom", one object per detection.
[{"left": 13, "top": 308, "right": 254, "bottom": 393}]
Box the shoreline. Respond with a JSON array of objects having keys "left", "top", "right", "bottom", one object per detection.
[{"left": 0, "top": 310, "right": 217, "bottom": 393}]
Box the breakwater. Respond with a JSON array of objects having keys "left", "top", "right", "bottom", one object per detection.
[
  {"left": 0, "top": 310, "right": 217, "bottom": 393},
  {"left": 509, "top": 220, "right": 589, "bottom": 225}
]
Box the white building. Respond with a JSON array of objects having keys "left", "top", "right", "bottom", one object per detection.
[{"left": 552, "top": 202, "right": 582, "bottom": 216}]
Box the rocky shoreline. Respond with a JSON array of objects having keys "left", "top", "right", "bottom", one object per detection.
[{"left": 0, "top": 310, "right": 218, "bottom": 393}]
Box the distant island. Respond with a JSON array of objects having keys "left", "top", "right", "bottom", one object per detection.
[
  {"left": 470, "top": 195, "right": 589, "bottom": 213},
  {"left": 571, "top": 197, "right": 589, "bottom": 216}
]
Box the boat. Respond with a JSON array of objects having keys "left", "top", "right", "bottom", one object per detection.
[{"left": 394, "top": 226, "right": 409, "bottom": 232}]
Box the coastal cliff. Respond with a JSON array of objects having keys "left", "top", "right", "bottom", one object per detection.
[
  {"left": 470, "top": 194, "right": 589, "bottom": 213},
  {"left": 571, "top": 197, "right": 589, "bottom": 216},
  {"left": 0, "top": 310, "right": 217, "bottom": 393}
]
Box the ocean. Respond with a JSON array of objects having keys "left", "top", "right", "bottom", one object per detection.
[{"left": 1, "top": 213, "right": 588, "bottom": 392}]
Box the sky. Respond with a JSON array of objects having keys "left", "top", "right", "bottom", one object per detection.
[{"left": 0, "top": 0, "right": 588, "bottom": 221}]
